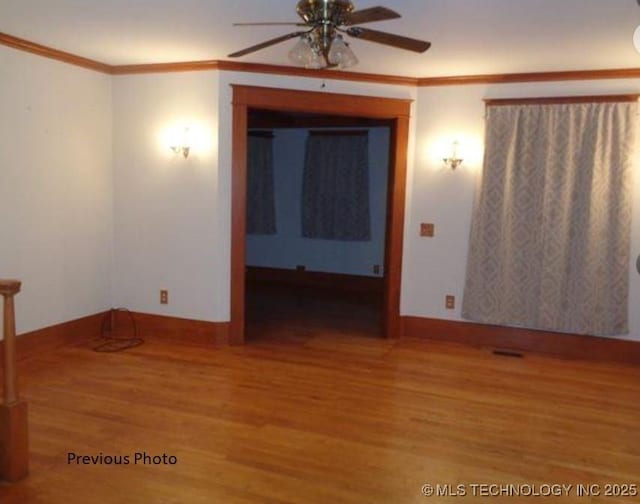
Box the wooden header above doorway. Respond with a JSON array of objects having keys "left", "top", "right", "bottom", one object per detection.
[{"left": 232, "top": 85, "right": 412, "bottom": 119}]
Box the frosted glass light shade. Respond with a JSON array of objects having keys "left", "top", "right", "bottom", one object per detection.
[
  {"left": 634, "top": 25, "right": 640, "bottom": 54},
  {"left": 288, "top": 37, "right": 314, "bottom": 65},
  {"left": 305, "top": 50, "right": 325, "bottom": 69},
  {"left": 289, "top": 33, "right": 358, "bottom": 70},
  {"left": 338, "top": 42, "right": 358, "bottom": 69},
  {"left": 328, "top": 35, "right": 358, "bottom": 69}
]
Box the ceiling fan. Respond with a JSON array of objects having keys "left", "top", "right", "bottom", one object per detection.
[{"left": 228, "top": 0, "right": 431, "bottom": 70}]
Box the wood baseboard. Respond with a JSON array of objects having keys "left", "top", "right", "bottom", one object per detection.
[
  {"left": 109, "top": 310, "right": 230, "bottom": 346},
  {"left": 246, "top": 266, "right": 384, "bottom": 294},
  {"left": 0, "top": 311, "right": 229, "bottom": 361},
  {"left": 0, "top": 312, "right": 107, "bottom": 362},
  {"left": 402, "top": 316, "right": 640, "bottom": 366},
  {"left": 5, "top": 310, "right": 636, "bottom": 363}
]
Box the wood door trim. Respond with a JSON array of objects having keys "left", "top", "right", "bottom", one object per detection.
[{"left": 231, "top": 85, "right": 411, "bottom": 343}]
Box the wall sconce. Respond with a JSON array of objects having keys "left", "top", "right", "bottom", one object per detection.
[
  {"left": 170, "top": 127, "right": 191, "bottom": 159},
  {"left": 443, "top": 140, "right": 464, "bottom": 170}
]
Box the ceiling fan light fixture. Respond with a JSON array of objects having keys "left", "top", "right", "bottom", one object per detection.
[{"left": 230, "top": 1, "right": 429, "bottom": 69}]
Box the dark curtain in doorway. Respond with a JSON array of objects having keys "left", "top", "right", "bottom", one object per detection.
[
  {"left": 247, "top": 132, "right": 277, "bottom": 235},
  {"left": 301, "top": 131, "right": 371, "bottom": 241}
]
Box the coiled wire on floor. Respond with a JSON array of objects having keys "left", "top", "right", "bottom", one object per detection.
[{"left": 94, "top": 308, "right": 144, "bottom": 353}]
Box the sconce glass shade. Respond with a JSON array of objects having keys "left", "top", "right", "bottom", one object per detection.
[
  {"left": 328, "top": 35, "right": 358, "bottom": 69},
  {"left": 171, "top": 145, "right": 190, "bottom": 159},
  {"left": 443, "top": 140, "right": 464, "bottom": 170},
  {"left": 170, "top": 127, "right": 191, "bottom": 159}
]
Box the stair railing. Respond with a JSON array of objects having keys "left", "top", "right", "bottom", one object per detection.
[{"left": 0, "top": 279, "right": 28, "bottom": 482}]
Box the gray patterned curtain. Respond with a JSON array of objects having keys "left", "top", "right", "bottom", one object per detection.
[
  {"left": 302, "top": 131, "right": 371, "bottom": 241},
  {"left": 462, "top": 101, "right": 637, "bottom": 335},
  {"left": 247, "top": 133, "right": 276, "bottom": 235}
]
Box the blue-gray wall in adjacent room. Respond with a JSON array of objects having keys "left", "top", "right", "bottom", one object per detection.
[{"left": 245, "top": 127, "right": 390, "bottom": 277}]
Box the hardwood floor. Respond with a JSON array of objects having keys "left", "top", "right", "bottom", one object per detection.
[
  {"left": 246, "top": 283, "right": 383, "bottom": 339},
  {"left": 1, "top": 291, "right": 639, "bottom": 503}
]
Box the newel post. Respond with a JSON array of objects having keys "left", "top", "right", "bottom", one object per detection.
[{"left": 0, "top": 279, "right": 28, "bottom": 482}]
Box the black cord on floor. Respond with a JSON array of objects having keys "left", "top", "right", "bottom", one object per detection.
[{"left": 94, "top": 308, "right": 144, "bottom": 353}]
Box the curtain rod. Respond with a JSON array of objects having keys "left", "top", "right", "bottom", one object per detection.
[{"left": 484, "top": 94, "right": 640, "bottom": 106}]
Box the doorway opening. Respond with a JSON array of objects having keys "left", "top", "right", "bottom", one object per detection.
[
  {"left": 230, "top": 85, "right": 411, "bottom": 344},
  {"left": 244, "top": 109, "right": 392, "bottom": 340}
]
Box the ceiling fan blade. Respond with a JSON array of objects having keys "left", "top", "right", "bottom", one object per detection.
[
  {"left": 233, "top": 22, "right": 306, "bottom": 26},
  {"left": 344, "top": 6, "right": 401, "bottom": 26},
  {"left": 228, "top": 31, "right": 307, "bottom": 58},
  {"left": 346, "top": 27, "right": 431, "bottom": 53}
]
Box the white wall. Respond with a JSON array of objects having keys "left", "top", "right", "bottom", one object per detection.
[
  {"left": 408, "top": 79, "right": 640, "bottom": 341},
  {"left": 111, "top": 71, "right": 221, "bottom": 321},
  {"left": 11, "top": 52, "right": 632, "bottom": 342},
  {"left": 0, "top": 47, "right": 113, "bottom": 335},
  {"left": 245, "top": 127, "right": 390, "bottom": 277}
]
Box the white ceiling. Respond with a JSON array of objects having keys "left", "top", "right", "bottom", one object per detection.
[{"left": 1, "top": 0, "right": 640, "bottom": 77}]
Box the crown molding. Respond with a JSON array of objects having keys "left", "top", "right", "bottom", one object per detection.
[
  {"left": 417, "top": 68, "right": 640, "bottom": 86},
  {"left": 215, "top": 60, "right": 419, "bottom": 86},
  {"left": 110, "top": 60, "right": 220, "bottom": 75},
  {"left": 4, "top": 31, "right": 640, "bottom": 87},
  {"left": 0, "top": 32, "right": 111, "bottom": 74},
  {"left": 111, "top": 59, "right": 418, "bottom": 85}
]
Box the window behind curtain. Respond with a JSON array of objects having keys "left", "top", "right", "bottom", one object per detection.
[
  {"left": 462, "top": 101, "right": 637, "bottom": 336},
  {"left": 301, "top": 131, "right": 371, "bottom": 241},
  {"left": 246, "top": 132, "right": 276, "bottom": 235}
]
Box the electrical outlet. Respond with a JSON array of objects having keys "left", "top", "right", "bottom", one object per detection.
[
  {"left": 373, "top": 264, "right": 380, "bottom": 275},
  {"left": 420, "top": 223, "right": 435, "bottom": 237},
  {"left": 445, "top": 295, "right": 455, "bottom": 310},
  {"left": 160, "top": 290, "right": 169, "bottom": 305}
]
